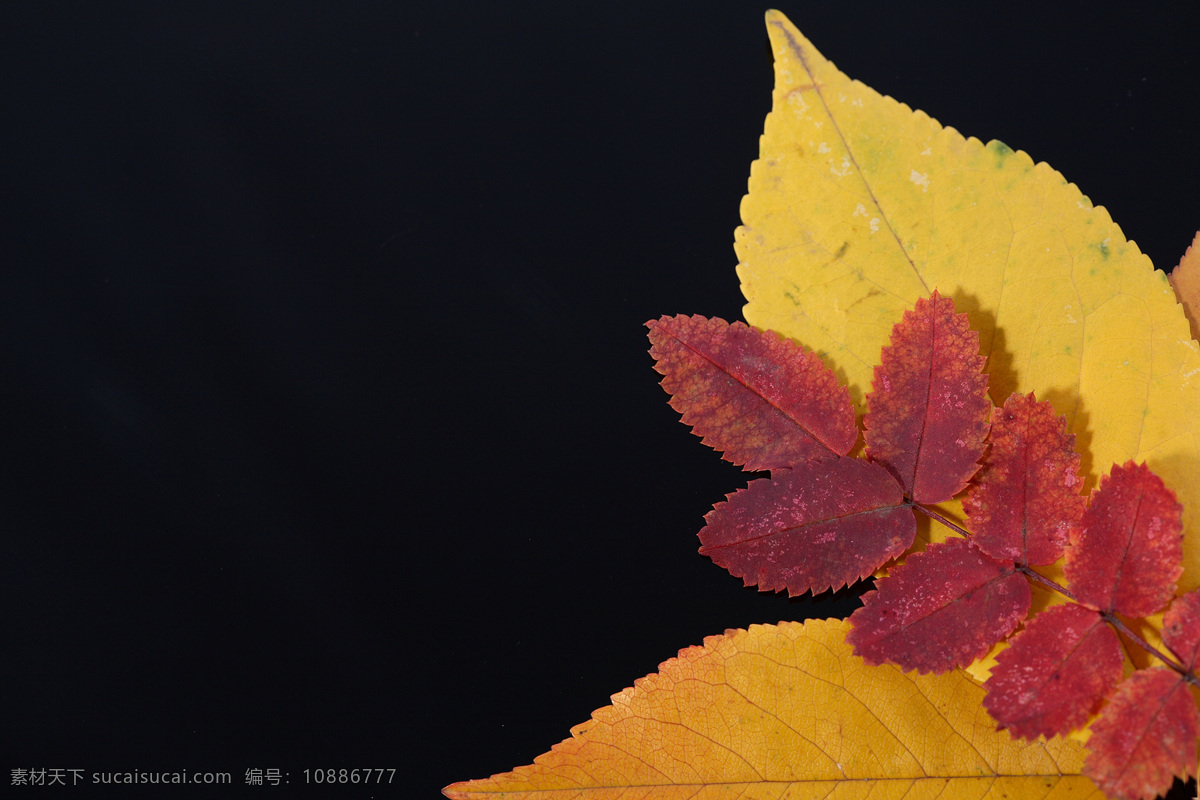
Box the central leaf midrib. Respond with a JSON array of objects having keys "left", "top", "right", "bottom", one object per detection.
[
  {"left": 671, "top": 329, "right": 831, "bottom": 454},
  {"left": 909, "top": 307, "right": 937, "bottom": 498},
  {"left": 880, "top": 566, "right": 1019, "bottom": 639},
  {"left": 776, "top": 21, "right": 930, "bottom": 296},
  {"left": 701, "top": 504, "right": 904, "bottom": 551},
  {"left": 1105, "top": 479, "right": 1147, "bottom": 612}
]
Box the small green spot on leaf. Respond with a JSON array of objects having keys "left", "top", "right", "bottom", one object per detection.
[{"left": 989, "top": 140, "right": 1013, "bottom": 168}]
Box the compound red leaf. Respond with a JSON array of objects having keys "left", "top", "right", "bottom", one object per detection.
[
  {"left": 698, "top": 457, "right": 913, "bottom": 596},
  {"left": 964, "top": 392, "right": 1084, "bottom": 565},
  {"left": 864, "top": 292, "right": 991, "bottom": 503},
  {"left": 1163, "top": 589, "right": 1200, "bottom": 671},
  {"left": 1084, "top": 667, "right": 1199, "bottom": 800},
  {"left": 847, "top": 537, "right": 1030, "bottom": 674},
  {"left": 647, "top": 315, "right": 856, "bottom": 470},
  {"left": 1065, "top": 461, "right": 1184, "bottom": 617},
  {"left": 982, "top": 602, "right": 1122, "bottom": 740}
]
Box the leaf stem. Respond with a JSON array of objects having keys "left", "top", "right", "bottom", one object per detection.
[
  {"left": 911, "top": 502, "right": 971, "bottom": 538},
  {"left": 1100, "top": 611, "right": 1189, "bottom": 676},
  {"left": 1014, "top": 565, "right": 1077, "bottom": 602},
  {"left": 910, "top": 500, "right": 1196, "bottom": 681}
]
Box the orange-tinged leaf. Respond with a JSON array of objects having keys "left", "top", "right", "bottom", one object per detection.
[
  {"left": 736, "top": 11, "right": 1200, "bottom": 592},
  {"left": 444, "top": 619, "right": 1098, "bottom": 800},
  {"left": 864, "top": 291, "right": 990, "bottom": 503},
  {"left": 1065, "top": 461, "right": 1184, "bottom": 617},
  {"left": 1168, "top": 230, "right": 1200, "bottom": 343},
  {"left": 698, "top": 457, "right": 913, "bottom": 596},
  {"left": 1163, "top": 589, "right": 1200, "bottom": 670},
  {"left": 647, "top": 314, "right": 856, "bottom": 470},
  {"left": 965, "top": 392, "right": 1085, "bottom": 565},
  {"left": 847, "top": 537, "right": 1030, "bottom": 674},
  {"left": 983, "top": 602, "right": 1123, "bottom": 740},
  {"left": 1083, "top": 667, "right": 1199, "bottom": 800}
]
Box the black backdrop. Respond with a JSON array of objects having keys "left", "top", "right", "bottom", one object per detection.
[{"left": 5, "top": 2, "right": 1200, "bottom": 798}]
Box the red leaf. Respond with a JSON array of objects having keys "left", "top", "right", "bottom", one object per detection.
[
  {"left": 982, "top": 602, "right": 1122, "bottom": 740},
  {"left": 864, "top": 291, "right": 991, "bottom": 503},
  {"left": 1163, "top": 589, "right": 1200, "bottom": 670},
  {"left": 698, "top": 457, "right": 913, "bottom": 596},
  {"left": 963, "top": 392, "right": 1084, "bottom": 565},
  {"left": 647, "top": 315, "right": 856, "bottom": 470},
  {"left": 1084, "top": 668, "right": 1199, "bottom": 800},
  {"left": 846, "top": 537, "right": 1030, "bottom": 674},
  {"left": 1065, "top": 461, "right": 1184, "bottom": 617}
]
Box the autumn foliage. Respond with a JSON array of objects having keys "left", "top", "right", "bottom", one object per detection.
[
  {"left": 646, "top": 292, "right": 1197, "bottom": 800},
  {"left": 449, "top": 11, "right": 1200, "bottom": 800}
]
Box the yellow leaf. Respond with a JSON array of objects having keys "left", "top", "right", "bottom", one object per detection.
[
  {"left": 736, "top": 11, "right": 1200, "bottom": 591},
  {"left": 444, "top": 619, "right": 1098, "bottom": 799}
]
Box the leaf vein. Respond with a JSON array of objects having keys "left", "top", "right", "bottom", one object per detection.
[{"left": 770, "top": 19, "right": 930, "bottom": 297}]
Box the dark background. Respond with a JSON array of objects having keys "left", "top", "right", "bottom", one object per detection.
[{"left": 5, "top": 2, "right": 1200, "bottom": 798}]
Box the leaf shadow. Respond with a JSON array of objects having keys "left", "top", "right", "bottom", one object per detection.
[
  {"left": 1039, "top": 386, "right": 1095, "bottom": 493},
  {"left": 1148, "top": 448, "right": 1200, "bottom": 587},
  {"left": 946, "top": 288, "right": 1018, "bottom": 409},
  {"left": 946, "top": 288, "right": 1105, "bottom": 494},
  {"left": 819, "top": 356, "right": 863, "bottom": 416}
]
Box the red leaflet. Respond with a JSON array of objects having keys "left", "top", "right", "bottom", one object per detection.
[
  {"left": 963, "top": 392, "right": 1084, "bottom": 565},
  {"left": 1065, "top": 461, "right": 1184, "bottom": 617},
  {"left": 983, "top": 603, "right": 1122, "bottom": 740},
  {"left": 1084, "top": 668, "right": 1199, "bottom": 800},
  {"left": 1163, "top": 590, "right": 1200, "bottom": 670},
  {"left": 864, "top": 291, "right": 991, "bottom": 503},
  {"left": 847, "top": 537, "right": 1030, "bottom": 674},
  {"left": 647, "top": 315, "right": 856, "bottom": 470},
  {"left": 698, "top": 457, "right": 914, "bottom": 596}
]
